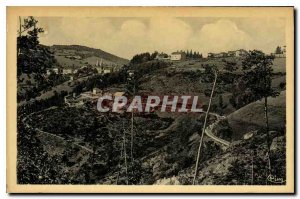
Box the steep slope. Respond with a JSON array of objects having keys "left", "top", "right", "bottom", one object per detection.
[
  {"left": 168, "top": 130, "right": 286, "bottom": 185},
  {"left": 228, "top": 91, "right": 286, "bottom": 139},
  {"left": 50, "top": 45, "right": 129, "bottom": 68}
]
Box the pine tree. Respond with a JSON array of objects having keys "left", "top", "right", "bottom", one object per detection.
[
  {"left": 242, "top": 50, "right": 279, "bottom": 175},
  {"left": 193, "top": 51, "right": 197, "bottom": 59},
  {"left": 275, "top": 46, "right": 282, "bottom": 54},
  {"left": 17, "top": 16, "right": 56, "bottom": 77}
]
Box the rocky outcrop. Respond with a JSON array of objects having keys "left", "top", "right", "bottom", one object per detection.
[
  {"left": 154, "top": 176, "right": 180, "bottom": 185},
  {"left": 270, "top": 136, "right": 285, "bottom": 151}
]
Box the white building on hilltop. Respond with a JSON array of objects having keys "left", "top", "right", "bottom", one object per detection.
[
  {"left": 234, "top": 49, "right": 248, "bottom": 57},
  {"left": 170, "top": 52, "right": 186, "bottom": 61}
]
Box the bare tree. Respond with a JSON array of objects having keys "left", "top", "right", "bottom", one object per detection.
[
  {"left": 116, "top": 142, "right": 124, "bottom": 185},
  {"left": 130, "top": 110, "right": 134, "bottom": 162},
  {"left": 126, "top": 72, "right": 137, "bottom": 162},
  {"left": 130, "top": 84, "right": 136, "bottom": 162},
  {"left": 193, "top": 70, "right": 218, "bottom": 185},
  {"left": 122, "top": 121, "right": 128, "bottom": 185},
  {"left": 251, "top": 150, "right": 254, "bottom": 185}
]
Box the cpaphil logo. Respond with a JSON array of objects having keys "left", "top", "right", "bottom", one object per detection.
[{"left": 97, "top": 94, "right": 203, "bottom": 113}]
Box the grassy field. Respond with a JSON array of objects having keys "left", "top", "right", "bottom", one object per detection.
[
  {"left": 54, "top": 55, "right": 119, "bottom": 68},
  {"left": 228, "top": 91, "right": 286, "bottom": 139},
  {"left": 171, "top": 57, "right": 285, "bottom": 73},
  {"left": 272, "top": 57, "right": 286, "bottom": 73},
  {"left": 51, "top": 45, "right": 128, "bottom": 69}
]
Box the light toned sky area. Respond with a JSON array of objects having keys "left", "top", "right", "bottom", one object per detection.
[{"left": 35, "top": 17, "right": 286, "bottom": 59}]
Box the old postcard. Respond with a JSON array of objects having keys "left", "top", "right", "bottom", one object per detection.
[{"left": 7, "top": 7, "right": 294, "bottom": 193}]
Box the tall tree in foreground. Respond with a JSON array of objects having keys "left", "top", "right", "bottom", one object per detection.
[
  {"left": 242, "top": 50, "right": 278, "bottom": 174},
  {"left": 125, "top": 70, "right": 139, "bottom": 163},
  {"left": 17, "top": 16, "right": 56, "bottom": 77},
  {"left": 122, "top": 121, "right": 129, "bottom": 185},
  {"left": 193, "top": 68, "right": 218, "bottom": 185}
]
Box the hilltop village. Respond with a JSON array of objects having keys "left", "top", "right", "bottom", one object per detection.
[{"left": 35, "top": 46, "right": 286, "bottom": 112}]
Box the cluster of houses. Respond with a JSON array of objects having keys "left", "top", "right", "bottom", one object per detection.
[
  {"left": 64, "top": 69, "right": 133, "bottom": 108},
  {"left": 94, "top": 59, "right": 115, "bottom": 74},
  {"left": 207, "top": 49, "right": 248, "bottom": 58},
  {"left": 155, "top": 49, "right": 250, "bottom": 61},
  {"left": 46, "top": 67, "right": 78, "bottom": 76},
  {"left": 64, "top": 87, "right": 125, "bottom": 108},
  {"left": 208, "top": 46, "right": 286, "bottom": 59},
  {"left": 46, "top": 59, "right": 115, "bottom": 78}
]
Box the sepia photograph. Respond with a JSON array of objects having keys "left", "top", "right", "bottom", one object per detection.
[{"left": 6, "top": 6, "right": 294, "bottom": 193}]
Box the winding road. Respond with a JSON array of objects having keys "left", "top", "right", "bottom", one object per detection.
[
  {"left": 154, "top": 112, "right": 230, "bottom": 147},
  {"left": 22, "top": 104, "right": 230, "bottom": 161},
  {"left": 203, "top": 112, "right": 230, "bottom": 146}
]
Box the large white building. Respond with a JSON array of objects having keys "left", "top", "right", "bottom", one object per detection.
[{"left": 170, "top": 52, "right": 186, "bottom": 61}]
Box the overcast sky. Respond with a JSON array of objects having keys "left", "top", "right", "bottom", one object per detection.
[{"left": 35, "top": 17, "right": 286, "bottom": 59}]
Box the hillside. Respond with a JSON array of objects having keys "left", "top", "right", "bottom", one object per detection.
[
  {"left": 167, "top": 130, "right": 285, "bottom": 185},
  {"left": 228, "top": 91, "right": 286, "bottom": 139},
  {"left": 17, "top": 55, "right": 287, "bottom": 185},
  {"left": 168, "top": 57, "right": 285, "bottom": 73},
  {"left": 50, "top": 45, "right": 129, "bottom": 68}
]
